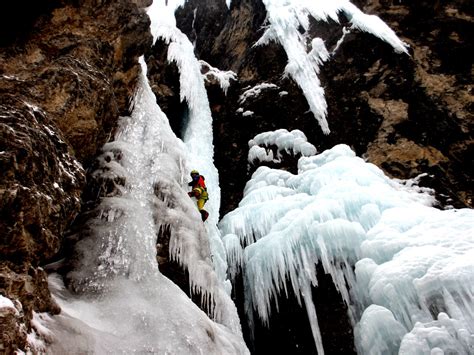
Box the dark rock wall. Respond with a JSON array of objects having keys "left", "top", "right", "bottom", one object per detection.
[
  {"left": 341, "top": 0, "right": 473, "bottom": 209},
  {"left": 0, "top": 0, "right": 151, "bottom": 352},
  {"left": 173, "top": 0, "right": 473, "bottom": 215}
]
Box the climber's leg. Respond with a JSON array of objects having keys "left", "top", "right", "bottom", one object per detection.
[{"left": 197, "top": 198, "right": 208, "bottom": 222}]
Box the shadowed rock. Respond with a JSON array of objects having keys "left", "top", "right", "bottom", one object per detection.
[{"left": 0, "top": 0, "right": 151, "bottom": 351}]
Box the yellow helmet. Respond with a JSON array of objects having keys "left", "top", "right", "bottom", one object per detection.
[{"left": 190, "top": 170, "right": 199, "bottom": 176}]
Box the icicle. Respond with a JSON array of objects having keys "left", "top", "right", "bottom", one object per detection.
[
  {"left": 256, "top": 0, "right": 409, "bottom": 134},
  {"left": 219, "top": 143, "right": 473, "bottom": 353},
  {"left": 300, "top": 278, "right": 325, "bottom": 355}
]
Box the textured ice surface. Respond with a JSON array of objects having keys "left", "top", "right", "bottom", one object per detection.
[
  {"left": 248, "top": 128, "right": 317, "bottom": 165},
  {"left": 50, "top": 62, "right": 247, "bottom": 352},
  {"left": 150, "top": 0, "right": 230, "bottom": 288},
  {"left": 399, "top": 312, "right": 473, "bottom": 355},
  {"left": 355, "top": 305, "right": 406, "bottom": 354},
  {"left": 220, "top": 144, "right": 473, "bottom": 354},
  {"left": 46, "top": 2, "right": 248, "bottom": 353}
]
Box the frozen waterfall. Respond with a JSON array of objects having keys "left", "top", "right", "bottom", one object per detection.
[
  {"left": 45, "top": 58, "right": 247, "bottom": 354},
  {"left": 43, "top": 1, "right": 248, "bottom": 354},
  {"left": 38, "top": 1, "right": 472, "bottom": 354},
  {"left": 220, "top": 144, "right": 474, "bottom": 354}
]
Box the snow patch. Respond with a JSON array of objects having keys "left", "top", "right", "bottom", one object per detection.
[
  {"left": 239, "top": 83, "right": 279, "bottom": 104},
  {"left": 200, "top": 60, "right": 237, "bottom": 95},
  {"left": 0, "top": 295, "right": 17, "bottom": 315},
  {"left": 27, "top": 312, "right": 53, "bottom": 353}
]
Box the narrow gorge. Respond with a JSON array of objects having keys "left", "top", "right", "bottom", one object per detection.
[{"left": 1, "top": 1, "right": 472, "bottom": 354}]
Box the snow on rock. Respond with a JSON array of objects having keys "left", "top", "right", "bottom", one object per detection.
[
  {"left": 256, "top": 0, "right": 409, "bottom": 134},
  {"left": 239, "top": 83, "right": 279, "bottom": 104},
  {"left": 219, "top": 144, "right": 473, "bottom": 354},
  {"left": 48, "top": 273, "right": 248, "bottom": 354},
  {"left": 27, "top": 312, "right": 53, "bottom": 353},
  {"left": 248, "top": 129, "right": 317, "bottom": 165},
  {"left": 0, "top": 295, "right": 17, "bottom": 315},
  {"left": 200, "top": 60, "right": 237, "bottom": 95}
]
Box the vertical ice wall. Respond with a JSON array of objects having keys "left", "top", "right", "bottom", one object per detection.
[
  {"left": 44, "top": 1, "right": 249, "bottom": 353},
  {"left": 148, "top": 0, "right": 230, "bottom": 289},
  {"left": 48, "top": 58, "right": 247, "bottom": 353}
]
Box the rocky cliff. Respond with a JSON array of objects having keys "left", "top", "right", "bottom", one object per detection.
[
  {"left": 165, "top": 0, "right": 473, "bottom": 217},
  {"left": 0, "top": 0, "right": 151, "bottom": 352},
  {"left": 0, "top": 0, "right": 472, "bottom": 353}
]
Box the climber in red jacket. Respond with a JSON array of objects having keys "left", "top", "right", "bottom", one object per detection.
[{"left": 188, "top": 170, "right": 209, "bottom": 222}]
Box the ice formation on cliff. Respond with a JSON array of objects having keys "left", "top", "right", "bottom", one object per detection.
[
  {"left": 220, "top": 144, "right": 474, "bottom": 354},
  {"left": 46, "top": 1, "right": 247, "bottom": 353},
  {"left": 42, "top": 1, "right": 471, "bottom": 354},
  {"left": 256, "top": 0, "right": 409, "bottom": 134}
]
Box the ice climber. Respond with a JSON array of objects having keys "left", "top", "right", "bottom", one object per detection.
[{"left": 188, "top": 170, "right": 209, "bottom": 222}]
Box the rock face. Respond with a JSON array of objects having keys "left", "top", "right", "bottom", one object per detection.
[
  {"left": 172, "top": 0, "right": 473, "bottom": 215},
  {"left": 326, "top": 0, "right": 473, "bottom": 209},
  {"left": 0, "top": 0, "right": 151, "bottom": 351},
  {"left": 147, "top": 0, "right": 472, "bottom": 353}
]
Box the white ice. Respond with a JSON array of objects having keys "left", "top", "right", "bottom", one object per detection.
[
  {"left": 200, "top": 60, "right": 237, "bottom": 95},
  {"left": 248, "top": 145, "right": 275, "bottom": 165},
  {"left": 399, "top": 312, "right": 473, "bottom": 355},
  {"left": 149, "top": 0, "right": 232, "bottom": 295},
  {"left": 219, "top": 144, "right": 474, "bottom": 354},
  {"left": 45, "top": 1, "right": 248, "bottom": 353},
  {"left": 248, "top": 128, "right": 317, "bottom": 165},
  {"left": 256, "top": 0, "right": 409, "bottom": 134}
]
